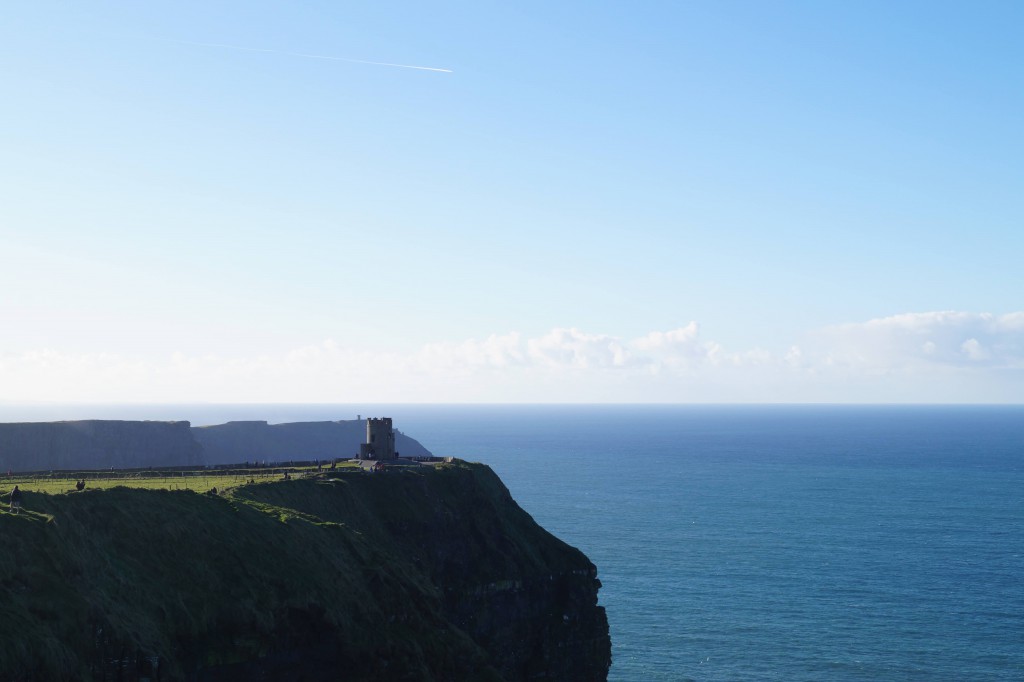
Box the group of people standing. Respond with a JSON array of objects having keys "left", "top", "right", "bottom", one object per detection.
[{"left": 3, "top": 478, "right": 87, "bottom": 515}]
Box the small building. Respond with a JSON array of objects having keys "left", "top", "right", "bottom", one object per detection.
[{"left": 358, "top": 417, "right": 397, "bottom": 460}]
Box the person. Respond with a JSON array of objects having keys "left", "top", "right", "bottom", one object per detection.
[
  {"left": 10, "top": 485, "right": 22, "bottom": 514},
  {"left": 76, "top": 479, "right": 86, "bottom": 492}
]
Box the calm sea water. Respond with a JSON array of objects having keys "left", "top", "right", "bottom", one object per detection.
[{"left": 3, "top": 404, "right": 1022, "bottom": 680}]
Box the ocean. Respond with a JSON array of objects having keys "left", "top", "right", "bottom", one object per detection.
[{"left": 2, "top": 403, "right": 1022, "bottom": 680}]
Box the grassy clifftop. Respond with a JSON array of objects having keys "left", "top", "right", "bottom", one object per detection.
[{"left": 0, "top": 462, "right": 609, "bottom": 681}]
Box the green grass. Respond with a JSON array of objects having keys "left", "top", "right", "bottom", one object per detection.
[{"left": 0, "top": 461, "right": 362, "bottom": 496}]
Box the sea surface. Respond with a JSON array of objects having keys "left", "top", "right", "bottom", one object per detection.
[{"left": 2, "top": 403, "right": 1022, "bottom": 680}]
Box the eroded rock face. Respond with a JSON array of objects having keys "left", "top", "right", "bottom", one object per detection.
[
  {"left": 228, "top": 463, "right": 611, "bottom": 680},
  {"left": 0, "top": 463, "right": 610, "bottom": 681},
  {"left": 0, "top": 420, "right": 203, "bottom": 471},
  {"left": 367, "top": 465, "right": 612, "bottom": 682},
  {"left": 442, "top": 569, "right": 611, "bottom": 681},
  {"left": 338, "top": 464, "right": 610, "bottom": 681}
]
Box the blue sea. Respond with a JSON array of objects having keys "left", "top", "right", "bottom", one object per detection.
[{"left": 3, "top": 404, "right": 1022, "bottom": 680}]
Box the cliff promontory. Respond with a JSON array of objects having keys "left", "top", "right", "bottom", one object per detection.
[
  {"left": 0, "top": 419, "right": 432, "bottom": 472},
  {"left": 192, "top": 419, "right": 432, "bottom": 463},
  {"left": 0, "top": 462, "right": 610, "bottom": 680},
  {"left": 0, "top": 420, "right": 203, "bottom": 472}
]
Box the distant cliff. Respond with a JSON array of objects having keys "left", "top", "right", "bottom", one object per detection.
[
  {"left": 192, "top": 420, "right": 432, "bottom": 463},
  {"left": 0, "top": 420, "right": 202, "bottom": 472},
  {"left": 0, "top": 462, "right": 610, "bottom": 680},
  {"left": 0, "top": 419, "right": 432, "bottom": 472}
]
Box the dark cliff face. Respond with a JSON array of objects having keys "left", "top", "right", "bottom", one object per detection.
[
  {"left": 193, "top": 420, "right": 432, "bottom": 463},
  {"left": 239, "top": 464, "right": 611, "bottom": 681},
  {"left": 0, "top": 463, "right": 610, "bottom": 681},
  {"left": 0, "top": 420, "right": 203, "bottom": 472}
]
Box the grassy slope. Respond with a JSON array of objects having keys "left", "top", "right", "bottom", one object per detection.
[{"left": 0, "top": 462, "right": 594, "bottom": 681}]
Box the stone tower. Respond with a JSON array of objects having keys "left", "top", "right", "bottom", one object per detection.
[{"left": 359, "top": 417, "right": 396, "bottom": 460}]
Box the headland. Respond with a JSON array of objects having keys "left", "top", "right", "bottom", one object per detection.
[{"left": 0, "top": 420, "right": 610, "bottom": 680}]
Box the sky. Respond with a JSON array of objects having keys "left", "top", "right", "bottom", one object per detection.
[{"left": 1, "top": 1, "right": 1022, "bottom": 403}]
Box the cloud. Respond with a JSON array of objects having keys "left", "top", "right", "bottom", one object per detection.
[
  {"left": 816, "top": 311, "right": 1024, "bottom": 369},
  {"left": 527, "top": 328, "right": 632, "bottom": 369},
  {"left": 628, "top": 323, "right": 725, "bottom": 372},
  {"left": 416, "top": 333, "right": 526, "bottom": 371},
  {"left": 2, "top": 312, "right": 1022, "bottom": 403}
]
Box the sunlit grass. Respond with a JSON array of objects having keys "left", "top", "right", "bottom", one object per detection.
[{"left": 0, "top": 461, "right": 362, "bottom": 496}]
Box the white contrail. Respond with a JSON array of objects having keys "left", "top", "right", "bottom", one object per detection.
[{"left": 189, "top": 40, "right": 453, "bottom": 73}]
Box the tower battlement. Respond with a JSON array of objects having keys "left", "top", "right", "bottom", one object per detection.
[{"left": 358, "top": 417, "right": 397, "bottom": 460}]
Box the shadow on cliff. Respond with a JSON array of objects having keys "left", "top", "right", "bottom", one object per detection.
[{"left": 0, "top": 462, "right": 609, "bottom": 681}]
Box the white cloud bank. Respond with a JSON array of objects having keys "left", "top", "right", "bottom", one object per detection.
[
  {"left": 814, "top": 311, "right": 1024, "bottom": 370},
  {"left": 1, "top": 312, "right": 1022, "bottom": 403}
]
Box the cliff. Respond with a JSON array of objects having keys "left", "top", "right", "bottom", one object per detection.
[
  {"left": 0, "top": 463, "right": 610, "bottom": 680},
  {"left": 0, "top": 420, "right": 433, "bottom": 472},
  {"left": 192, "top": 420, "right": 432, "bottom": 463},
  {"left": 0, "top": 420, "right": 203, "bottom": 472}
]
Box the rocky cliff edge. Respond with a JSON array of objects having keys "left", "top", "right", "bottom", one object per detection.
[{"left": 0, "top": 462, "right": 610, "bottom": 681}]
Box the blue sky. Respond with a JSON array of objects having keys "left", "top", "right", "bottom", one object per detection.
[{"left": 1, "top": 1, "right": 1022, "bottom": 402}]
